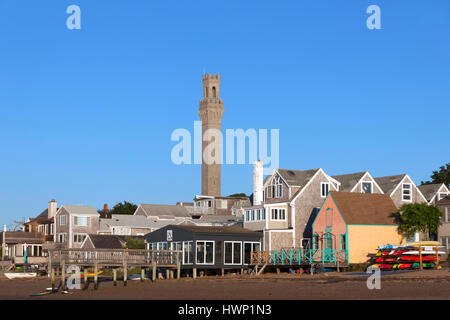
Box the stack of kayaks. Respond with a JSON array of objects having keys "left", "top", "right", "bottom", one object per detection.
[{"left": 370, "top": 241, "right": 445, "bottom": 270}]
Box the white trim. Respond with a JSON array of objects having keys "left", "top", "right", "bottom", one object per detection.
[
  {"left": 268, "top": 229, "right": 294, "bottom": 233},
  {"left": 223, "top": 241, "right": 243, "bottom": 265},
  {"left": 290, "top": 203, "right": 296, "bottom": 248},
  {"left": 195, "top": 240, "right": 215, "bottom": 265}
]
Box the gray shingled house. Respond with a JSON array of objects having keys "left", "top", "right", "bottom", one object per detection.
[{"left": 418, "top": 183, "right": 450, "bottom": 205}]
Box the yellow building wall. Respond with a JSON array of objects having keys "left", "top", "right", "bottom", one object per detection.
[{"left": 348, "top": 225, "right": 404, "bottom": 264}]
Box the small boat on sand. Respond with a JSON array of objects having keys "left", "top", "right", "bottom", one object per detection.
[{"left": 4, "top": 272, "right": 37, "bottom": 279}]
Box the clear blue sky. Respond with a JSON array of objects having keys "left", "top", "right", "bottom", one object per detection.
[{"left": 0, "top": 1, "right": 449, "bottom": 227}]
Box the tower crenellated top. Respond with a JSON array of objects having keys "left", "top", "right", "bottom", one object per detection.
[{"left": 201, "top": 73, "right": 221, "bottom": 100}]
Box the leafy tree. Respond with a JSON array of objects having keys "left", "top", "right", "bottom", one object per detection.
[
  {"left": 109, "top": 201, "right": 138, "bottom": 215},
  {"left": 421, "top": 163, "right": 450, "bottom": 187},
  {"left": 125, "top": 236, "right": 145, "bottom": 249},
  {"left": 397, "top": 203, "right": 444, "bottom": 241},
  {"left": 227, "top": 193, "right": 247, "bottom": 198}
]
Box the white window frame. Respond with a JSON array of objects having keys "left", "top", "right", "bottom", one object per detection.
[
  {"left": 57, "top": 233, "right": 66, "bottom": 243},
  {"left": 224, "top": 241, "right": 243, "bottom": 265},
  {"left": 243, "top": 241, "right": 261, "bottom": 264},
  {"left": 402, "top": 183, "right": 412, "bottom": 202},
  {"left": 361, "top": 181, "right": 373, "bottom": 194},
  {"left": 321, "top": 182, "right": 330, "bottom": 198},
  {"left": 195, "top": 240, "right": 215, "bottom": 265},
  {"left": 270, "top": 208, "right": 287, "bottom": 221},
  {"left": 182, "top": 241, "right": 193, "bottom": 264},
  {"left": 59, "top": 215, "right": 67, "bottom": 226},
  {"left": 157, "top": 242, "right": 168, "bottom": 250},
  {"left": 74, "top": 216, "right": 89, "bottom": 227},
  {"left": 73, "top": 233, "right": 87, "bottom": 244}
]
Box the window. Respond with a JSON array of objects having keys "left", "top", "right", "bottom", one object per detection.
[
  {"left": 326, "top": 208, "right": 333, "bottom": 228},
  {"left": 196, "top": 241, "right": 214, "bottom": 264},
  {"left": 321, "top": 182, "right": 330, "bottom": 198},
  {"left": 151, "top": 243, "right": 157, "bottom": 250},
  {"left": 441, "top": 207, "right": 450, "bottom": 223},
  {"left": 245, "top": 210, "right": 251, "bottom": 222},
  {"left": 182, "top": 241, "right": 193, "bottom": 264},
  {"left": 438, "top": 193, "right": 448, "bottom": 201},
  {"left": 73, "top": 234, "right": 86, "bottom": 243},
  {"left": 265, "top": 175, "right": 283, "bottom": 199},
  {"left": 157, "top": 242, "right": 168, "bottom": 250},
  {"left": 74, "top": 216, "right": 89, "bottom": 226},
  {"left": 171, "top": 242, "right": 181, "bottom": 251},
  {"left": 59, "top": 215, "right": 66, "bottom": 226},
  {"left": 402, "top": 183, "right": 412, "bottom": 201},
  {"left": 256, "top": 209, "right": 261, "bottom": 220},
  {"left": 262, "top": 208, "right": 266, "bottom": 220},
  {"left": 224, "top": 241, "right": 242, "bottom": 265},
  {"left": 312, "top": 235, "right": 319, "bottom": 250},
  {"left": 440, "top": 236, "right": 450, "bottom": 249},
  {"left": 57, "top": 233, "right": 66, "bottom": 243},
  {"left": 270, "top": 208, "right": 286, "bottom": 221},
  {"left": 217, "top": 199, "right": 227, "bottom": 209},
  {"left": 244, "top": 242, "right": 261, "bottom": 264},
  {"left": 340, "top": 235, "right": 346, "bottom": 250},
  {"left": 251, "top": 210, "right": 255, "bottom": 221},
  {"left": 362, "top": 182, "right": 372, "bottom": 194}
]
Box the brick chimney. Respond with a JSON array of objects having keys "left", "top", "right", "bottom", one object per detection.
[
  {"left": 104, "top": 204, "right": 109, "bottom": 212},
  {"left": 48, "top": 199, "right": 57, "bottom": 219}
]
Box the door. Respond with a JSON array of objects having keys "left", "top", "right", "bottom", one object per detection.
[{"left": 324, "top": 234, "right": 333, "bottom": 262}]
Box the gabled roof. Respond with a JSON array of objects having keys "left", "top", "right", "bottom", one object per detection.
[
  {"left": 418, "top": 183, "right": 446, "bottom": 201},
  {"left": 276, "top": 168, "right": 321, "bottom": 187},
  {"left": 139, "top": 204, "right": 190, "bottom": 218},
  {"left": 332, "top": 172, "right": 367, "bottom": 192},
  {"left": 86, "top": 234, "right": 126, "bottom": 249},
  {"left": 61, "top": 205, "right": 100, "bottom": 216},
  {"left": 374, "top": 174, "right": 407, "bottom": 194},
  {"left": 330, "top": 192, "right": 398, "bottom": 226}
]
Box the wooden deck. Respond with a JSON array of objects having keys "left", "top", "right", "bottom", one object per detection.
[{"left": 47, "top": 248, "right": 182, "bottom": 291}]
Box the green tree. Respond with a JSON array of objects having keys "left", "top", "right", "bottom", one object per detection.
[
  {"left": 109, "top": 201, "right": 138, "bottom": 215},
  {"left": 125, "top": 236, "right": 145, "bottom": 249},
  {"left": 397, "top": 203, "right": 444, "bottom": 240},
  {"left": 421, "top": 163, "right": 450, "bottom": 187},
  {"left": 227, "top": 193, "right": 247, "bottom": 198}
]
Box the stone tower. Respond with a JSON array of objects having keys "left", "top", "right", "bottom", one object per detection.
[{"left": 199, "top": 74, "right": 224, "bottom": 196}]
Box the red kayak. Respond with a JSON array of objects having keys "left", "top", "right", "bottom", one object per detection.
[
  {"left": 379, "top": 264, "right": 393, "bottom": 269},
  {"left": 400, "top": 256, "right": 439, "bottom": 262}
]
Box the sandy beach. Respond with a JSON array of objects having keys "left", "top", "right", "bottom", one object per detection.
[{"left": 0, "top": 269, "right": 449, "bottom": 300}]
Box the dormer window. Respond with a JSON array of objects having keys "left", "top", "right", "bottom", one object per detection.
[
  {"left": 402, "top": 183, "right": 412, "bottom": 201},
  {"left": 362, "top": 182, "right": 373, "bottom": 194},
  {"left": 265, "top": 175, "right": 283, "bottom": 199},
  {"left": 321, "top": 182, "right": 330, "bottom": 198}
]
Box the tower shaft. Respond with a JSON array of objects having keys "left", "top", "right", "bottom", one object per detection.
[{"left": 199, "top": 74, "right": 224, "bottom": 196}]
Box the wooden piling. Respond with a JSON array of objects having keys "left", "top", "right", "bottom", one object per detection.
[
  {"left": 276, "top": 267, "right": 280, "bottom": 274},
  {"left": 176, "top": 258, "right": 181, "bottom": 280},
  {"left": 141, "top": 268, "right": 145, "bottom": 282},
  {"left": 221, "top": 268, "right": 224, "bottom": 277},
  {"left": 419, "top": 246, "right": 423, "bottom": 270},
  {"left": 123, "top": 263, "right": 128, "bottom": 286},
  {"left": 94, "top": 262, "right": 98, "bottom": 290},
  {"left": 170, "top": 270, "right": 174, "bottom": 280},
  {"left": 83, "top": 268, "right": 88, "bottom": 290},
  {"left": 51, "top": 268, "right": 55, "bottom": 293},
  {"left": 152, "top": 262, "right": 157, "bottom": 282},
  {"left": 61, "top": 260, "right": 66, "bottom": 291},
  {"left": 435, "top": 246, "right": 439, "bottom": 268},
  {"left": 193, "top": 268, "right": 197, "bottom": 279},
  {"left": 113, "top": 268, "right": 117, "bottom": 286}
]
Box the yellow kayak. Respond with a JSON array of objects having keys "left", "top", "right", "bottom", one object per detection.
[
  {"left": 406, "top": 241, "right": 441, "bottom": 247},
  {"left": 76, "top": 270, "right": 103, "bottom": 278}
]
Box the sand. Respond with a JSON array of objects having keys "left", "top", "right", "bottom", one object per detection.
[{"left": 0, "top": 269, "right": 449, "bottom": 300}]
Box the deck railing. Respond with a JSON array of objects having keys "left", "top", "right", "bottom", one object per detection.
[
  {"left": 251, "top": 248, "right": 347, "bottom": 266},
  {"left": 47, "top": 248, "right": 182, "bottom": 266}
]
